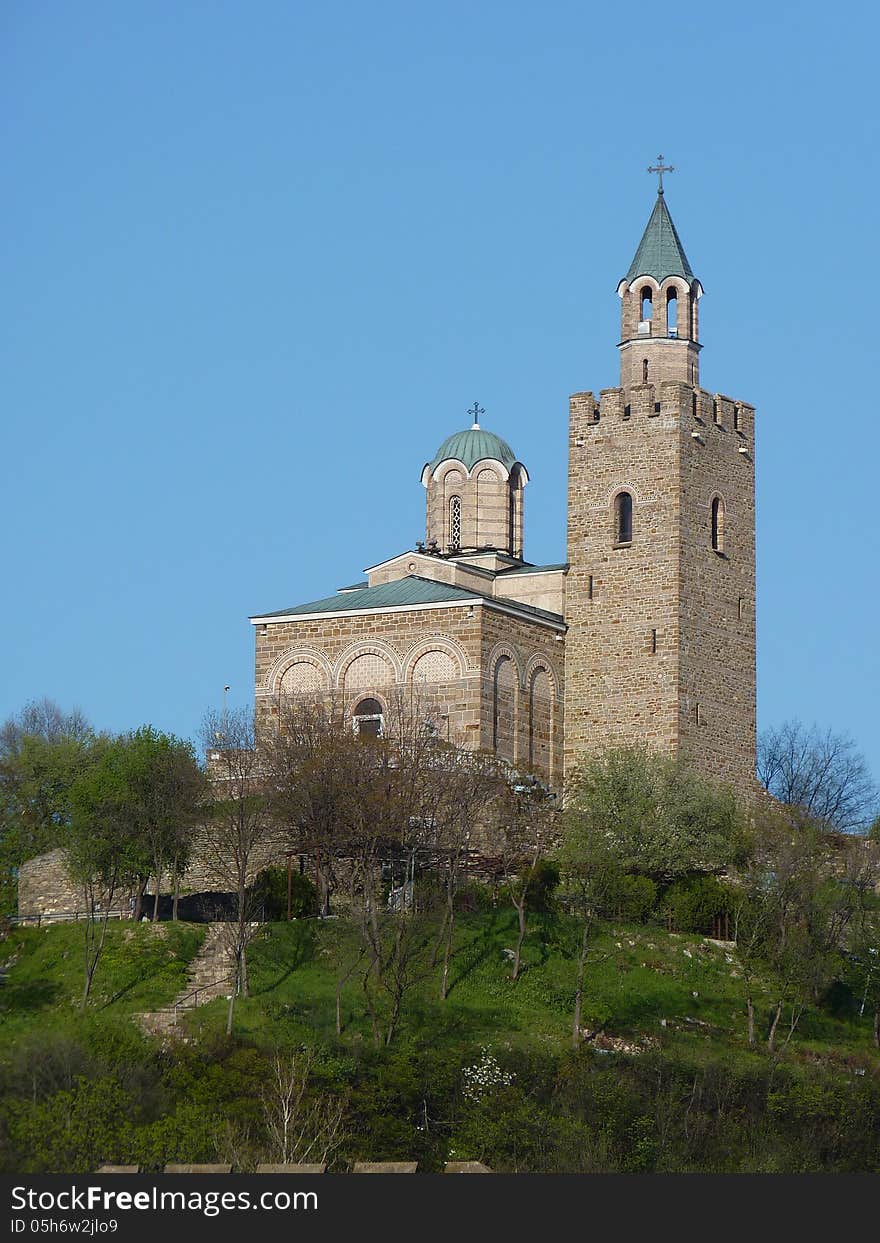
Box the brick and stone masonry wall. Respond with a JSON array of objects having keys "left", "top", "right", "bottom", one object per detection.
[
  {"left": 253, "top": 602, "right": 564, "bottom": 780},
  {"left": 564, "top": 379, "right": 756, "bottom": 798}
]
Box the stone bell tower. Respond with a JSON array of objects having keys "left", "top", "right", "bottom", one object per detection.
[{"left": 564, "top": 164, "right": 757, "bottom": 796}]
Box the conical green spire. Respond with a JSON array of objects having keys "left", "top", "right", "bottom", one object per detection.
[{"left": 624, "top": 194, "right": 695, "bottom": 284}]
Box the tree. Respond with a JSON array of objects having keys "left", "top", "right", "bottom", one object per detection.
[
  {"left": 260, "top": 1049, "right": 347, "bottom": 1166},
  {"left": 495, "top": 771, "right": 558, "bottom": 982},
  {"left": 200, "top": 707, "right": 276, "bottom": 1036},
  {"left": 67, "top": 739, "right": 149, "bottom": 1005},
  {"left": 846, "top": 905, "right": 880, "bottom": 1048},
  {"left": 429, "top": 747, "right": 500, "bottom": 1000},
  {"left": 0, "top": 699, "right": 100, "bottom": 913},
  {"left": 735, "top": 809, "right": 878, "bottom": 1051},
  {"left": 564, "top": 746, "right": 745, "bottom": 884},
  {"left": 117, "top": 727, "right": 205, "bottom": 921},
  {"left": 758, "top": 720, "right": 879, "bottom": 832},
  {"left": 559, "top": 811, "right": 624, "bottom": 1048}
]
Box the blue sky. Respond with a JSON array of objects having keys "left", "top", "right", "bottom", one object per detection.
[{"left": 2, "top": 1, "right": 878, "bottom": 785}]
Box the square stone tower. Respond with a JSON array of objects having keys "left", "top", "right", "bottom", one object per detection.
[{"left": 564, "top": 182, "right": 756, "bottom": 795}]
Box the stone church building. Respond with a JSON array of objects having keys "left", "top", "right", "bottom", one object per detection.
[{"left": 251, "top": 185, "right": 757, "bottom": 798}]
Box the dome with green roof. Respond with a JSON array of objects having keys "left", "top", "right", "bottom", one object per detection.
[{"left": 426, "top": 425, "right": 518, "bottom": 474}]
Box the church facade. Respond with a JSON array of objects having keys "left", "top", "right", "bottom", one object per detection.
[{"left": 250, "top": 187, "right": 757, "bottom": 798}]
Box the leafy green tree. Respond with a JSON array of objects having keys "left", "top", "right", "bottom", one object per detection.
[
  {"left": 68, "top": 744, "right": 150, "bottom": 1005},
  {"left": 0, "top": 699, "right": 101, "bottom": 914},
  {"left": 114, "top": 727, "right": 205, "bottom": 921},
  {"left": 564, "top": 746, "right": 746, "bottom": 884}
]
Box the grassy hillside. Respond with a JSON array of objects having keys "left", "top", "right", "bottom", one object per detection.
[
  {"left": 1, "top": 912, "right": 879, "bottom": 1173},
  {"left": 1, "top": 920, "right": 204, "bottom": 1036}
]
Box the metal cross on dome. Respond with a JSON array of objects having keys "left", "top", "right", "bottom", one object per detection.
[
  {"left": 468, "top": 401, "right": 485, "bottom": 427},
  {"left": 648, "top": 154, "right": 674, "bottom": 194}
]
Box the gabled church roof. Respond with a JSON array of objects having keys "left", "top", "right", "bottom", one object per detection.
[{"left": 624, "top": 194, "right": 695, "bottom": 285}]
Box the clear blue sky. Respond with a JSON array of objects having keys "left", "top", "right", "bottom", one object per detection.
[{"left": 2, "top": 1, "right": 878, "bottom": 783}]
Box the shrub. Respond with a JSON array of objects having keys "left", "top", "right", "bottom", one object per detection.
[
  {"left": 662, "top": 874, "right": 735, "bottom": 934},
  {"left": 610, "top": 874, "right": 657, "bottom": 923},
  {"left": 525, "top": 860, "right": 561, "bottom": 913}
]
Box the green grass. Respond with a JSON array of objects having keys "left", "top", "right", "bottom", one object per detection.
[
  {"left": 2, "top": 911, "right": 880, "bottom": 1173},
  {"left": 174, "top": 911, "right": 880, "bottom": 1074},
  {"left": 2, "top": 911, "right": 877, "bottom": 1077},
  {"left": 0, "top": 920, "right": 205, "bottom": 1042}
]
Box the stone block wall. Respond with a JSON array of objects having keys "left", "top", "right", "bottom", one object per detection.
[{"left": 564, "top": 378, "right": 756, "bottom": 798}]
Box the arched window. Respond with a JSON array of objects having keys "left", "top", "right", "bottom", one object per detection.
[
  {"left": 642, "top": 358, "right": 649, "bottom": 383},
  {"left": 640, "top": 286, "right": 653, "bottom": 321},
  {"left": 353, "top": 697, "right": 383, "bottom": 737},
  {"left": 666, "top": 287, "right": 678, "bottom": 335},
  {"left": 449, "top": 495, "right": 462, "bottom": 550},
  {"left": 615, "top": 491, "right": 633, "bottom": 544},
  {"left": 711, "top": 496, "right": 725, "bottom": 553}
]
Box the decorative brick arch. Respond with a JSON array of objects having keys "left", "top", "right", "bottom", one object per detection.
[
  {"left": 265, "top": 648, "right": 333, "bottom": 696},
  {"left": 402, "top": 635, "right": 470, "bottom": 683},
  {"left": 485, "top": 641, "right": 524, "bottom": 689},
  {"left": 523, "top": 653, "right": 561, "bottom": 702},
  {"left": 523, "top": 658, "right": 557, "bottom": 780},
  {"left": 488, "top": 644, "right": 521, "bottom": 764},
  {"left": 604, "top": 482, "right": 643, "bottom": 508},
  {"left": 436, "top": 464, "right": 465, "bottom": 487},
  {"left": 469, "top": 457, "right": 511, "bottom": 482},
  {"left": 333, "top": 639, "right": 403, "bottom": 690}
]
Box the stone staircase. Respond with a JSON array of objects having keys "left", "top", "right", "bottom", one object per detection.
[{"left": 136, "top": 923, "right": 233, "bottom": 1040}]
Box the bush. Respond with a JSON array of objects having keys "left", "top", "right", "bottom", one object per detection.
[
  {"left": 609, "top": 874, "right": 657, "bottom": 923},
  {"left": 525, "top": 860, "right": 561, "bottom": 913},
  {"left": 254, "top": 867, "right": 318, "bottom": 920},
  {"left": 662, "top": 875, "right": 735, "bottom": 934}
]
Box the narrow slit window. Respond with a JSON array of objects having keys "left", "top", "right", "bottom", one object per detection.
[
  {"left": 642, "top": 358, "right": 649, "bottom": 383},
  {"left": 588, "top": 574, "right": 594, "bottom": 600},
  {"left": 711, "top": 496, "right": 725, "bottom": 553},
  {"left": 615, "top": 492, "right": 633, "bottom": 544},
  {"left": 651, "top": 628, "right": 657, "bottom": 654}
]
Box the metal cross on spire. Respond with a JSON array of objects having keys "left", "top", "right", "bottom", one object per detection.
[
  {"left": 648, "top": 154, "right": 674, "bottom": 194},
  {"left": 467, "top": 401, "right": 485, "bottom": 428}
]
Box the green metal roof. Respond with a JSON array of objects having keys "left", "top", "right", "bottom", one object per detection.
[
  {"left": 428, "top": 426, "right": 518, "bottom": 472},
  {"left": 252, "top": 574, "right": 564, "bottom": 626},
  {"left": 253, "top": 576, "right": 484, "bottom": 619},
  {"left": 624, "top": 194, "right": 695, "bottom": 285}
]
